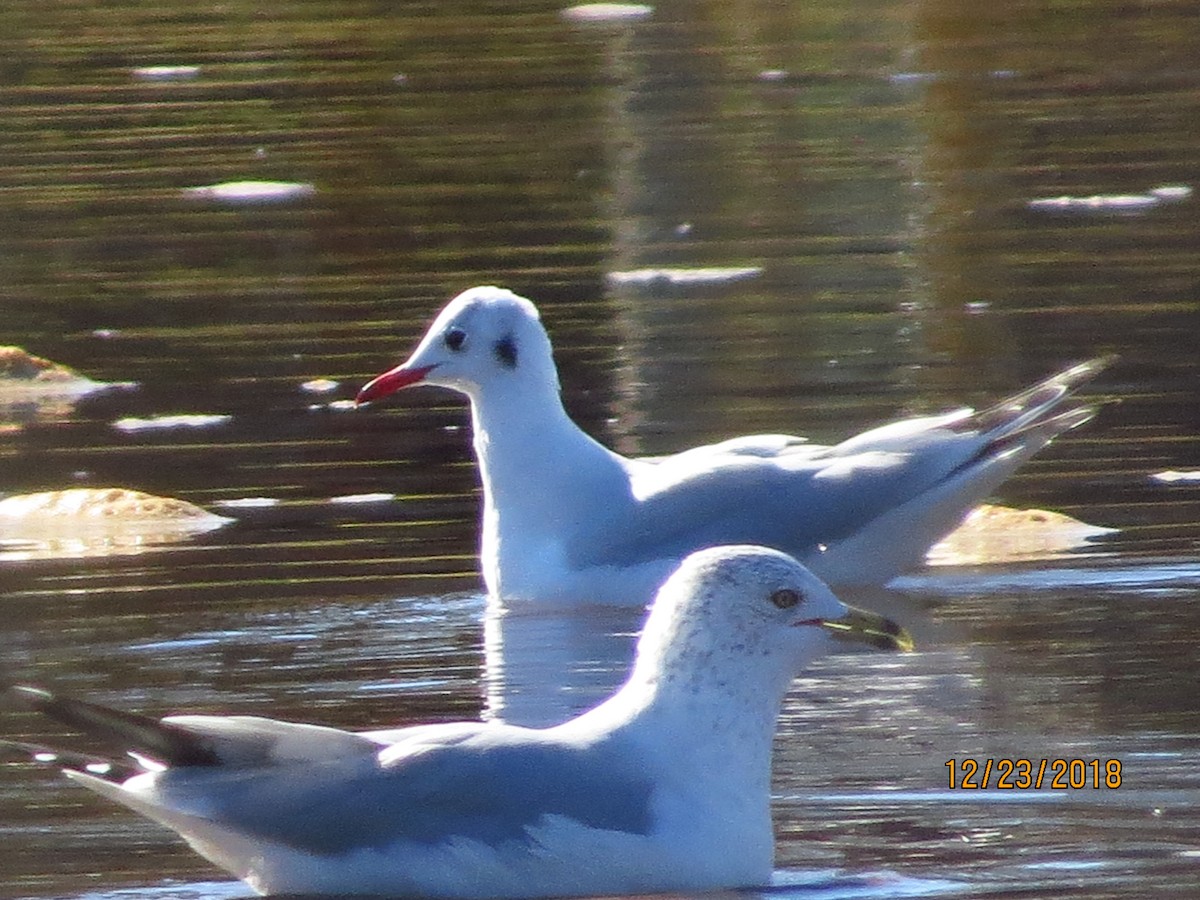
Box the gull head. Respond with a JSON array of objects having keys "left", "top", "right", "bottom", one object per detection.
[
  {"left": 357, "top": 286, "right": 558, "bottom": 405},
  {"left": 632, "top": 545, "right": 912, "bottom": 702}
]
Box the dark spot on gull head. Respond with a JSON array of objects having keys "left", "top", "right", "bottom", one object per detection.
[{"left": 494, "top": 334, "right": 518, "bottom": 369}]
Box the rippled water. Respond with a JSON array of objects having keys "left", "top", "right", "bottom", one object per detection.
[{"left": 2, "top": 1, "right": 1200, "bottom": 898}]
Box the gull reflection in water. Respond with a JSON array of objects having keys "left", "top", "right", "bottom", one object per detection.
[{"left": 481, "top": 598, "right": 646, "bottom": 727}]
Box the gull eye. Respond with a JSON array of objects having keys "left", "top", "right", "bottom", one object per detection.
[
  {"left": 770, "top": 588, "right": 801, "bottom": 610},
  {"left": 444, "top": 328, "right": 467, "bottom": 351}
]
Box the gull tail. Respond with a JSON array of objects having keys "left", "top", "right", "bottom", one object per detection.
[
  {"left": 817, "top": 356, "right": 1115, "bottom": 585},
  {"left": 905, "top": 355, "right": 1115, "bottom": 557},
  {"left": 5, "top": 683, "right": 382, "bottom": 890}
]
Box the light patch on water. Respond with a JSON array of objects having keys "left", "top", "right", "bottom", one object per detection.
[
  {"left": 125, "top": 636, "right": 232, "bottom": 653},
  {"left": 606, "top": 265, "right": 764, "bottom": 286},
  {"left": 1152, "top": 469, "right": 1200, "bottom": 484},
  {"left": 0, "top": 488, "right": 232, "bottom": 561},
  {"left": 1027, "top": 184, "right": 1192, "bottom": 215},
  {"left": 113, "top": 414, "right": 231, "bottom": 432},
  {"left": 768, "top": 868, "right": 965, "bottom": 898},
  {"left": 0, "top": 488, "right": 230, "bottom": 522},
  {"left": 213, "top": 496, "right": 280, "bottom": 508},
  {"left": 359, "top": 678, "right": 447, "bottom": 691},
  {"left": 329, "top": 492, "right": 398, "bottom": 505},
  {"left": 893, "top": 560, "right": 1200, "bottom": 597},
  {"left": 926, "top": 504, "right": 1117, "bottom": 567},
  {"left": 1020, "top": 859, "right": 1111, "bottom": 872},
  {"left": 1, "top": 346, "right": 103, "bottom": 391},
  {"left": 130, "top": 65, "right": 202, "bottom": 81},
  {"left": 0, "top": 346, "right": 133, "bottom": 424},
  {"left": 182, "top": 180, "right": 316, "bottom": 204},
  {"left": 560, "top": 4, "right": 654, "bottom": 24},
  {"left": 66, "top": 881, "right": 248, "bottom": 900}
]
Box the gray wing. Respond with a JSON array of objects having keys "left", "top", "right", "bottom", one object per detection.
[
  {"left": 153, "top": 725, "right": 656, "bottom": 855},
  {"left": 603, "top": 430, "right": 971, "bottom": 565},
  {"left": 583, "top": 357, "right": 1111, "bottom": 569},
  {"left": 8, "top": 686, "right": 655, "bottom": 857}
]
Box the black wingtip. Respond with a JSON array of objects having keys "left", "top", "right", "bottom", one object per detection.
[
  {"left": 969, "top": 355, "right": 1117, "bottom": 438},
  {"left": 4, "top": 683, "right": 220, "bottom": 768}
]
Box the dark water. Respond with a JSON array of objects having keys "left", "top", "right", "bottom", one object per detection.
[{"left": 2, "top": 1, "right": 1200, "bottom": 898}]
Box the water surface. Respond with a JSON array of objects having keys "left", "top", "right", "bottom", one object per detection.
[{"left": 2, "top": 1, "right": 1199, "bottom": 898}]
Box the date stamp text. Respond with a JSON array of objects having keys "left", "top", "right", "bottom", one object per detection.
[{"left": 945, "top": 758, "right": 1122, "bottom": 790}]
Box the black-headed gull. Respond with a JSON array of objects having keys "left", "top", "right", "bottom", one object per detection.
[
  {"left": 358, "top": 287, "right": 1112, "bottom": 604},
  {"left": 5, "top": 545, "right": 911, "bottom": 898}
]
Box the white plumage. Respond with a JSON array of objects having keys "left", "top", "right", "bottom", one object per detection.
[
  {"left": 358, "top": 286, "right": 1110, "bottom": 604},
  {"left": 7, "top": 546, "right": 910, "bottom": 898}
]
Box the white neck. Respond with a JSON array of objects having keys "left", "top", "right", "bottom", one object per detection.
[
  {"left": 465, "top": 376, "right": 629, "bottom": 526},
  {"left": 564, "top": 640, "right": 792, "bottom": 800}
]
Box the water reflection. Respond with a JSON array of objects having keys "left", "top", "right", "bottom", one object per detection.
[
  {"left": 39, "top": 870, "right": 967, "bottom": 900},
  {"left": 482, "top": 599, "right": 642, "bottom": 726},
  {"left": 3, "top": 0, "right": 1200, "bottom": 898},
  {"left": 43, "top": 884, "right": 247, "bottom": 900},
  {"left": 0, "top": 347, "right": 130, "bottom": 428}
]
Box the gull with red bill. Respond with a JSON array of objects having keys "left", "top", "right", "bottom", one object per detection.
[{"left": 358, "top": 286, "right": 1111, "bottom": 605}]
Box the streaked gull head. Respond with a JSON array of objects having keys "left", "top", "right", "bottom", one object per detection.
[{"left": 628, "top": 545, "right": 911, "bottom": 710}]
